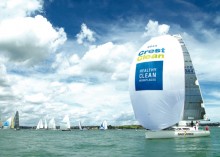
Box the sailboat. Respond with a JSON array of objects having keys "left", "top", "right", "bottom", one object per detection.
[
  {"left": 79, "top": 121, "right": 83, "bottom": 130},
  {"left": 48, "top": 118, "right": 56, "bottom": 130},
  {"left": 3, "top": 117, "right": 13, "bottom": 129},
  {"left": 78, "top": 121, "right": 88, "bottom": 130},
  {"left": 14, "top": 111, "right": 20, "bottom": 130},
  {"left": 60, "top": 115, "right": 71, "bottom": 131},
  {"left": 99, "top": 120, "right": 108, "bottom": 130},
  {"left": 36, "top": 119, "right": 44, "bottom": 130},
  {"left": 129, "top": 34, "right": 210, "bottom": 139},
  {"left": 44, "top": 119, "right": 48, "bottom": 130}
]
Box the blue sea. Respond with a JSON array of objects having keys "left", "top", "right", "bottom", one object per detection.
[{"left": 0, "top": 127, "right": 219, "bottom": 157}]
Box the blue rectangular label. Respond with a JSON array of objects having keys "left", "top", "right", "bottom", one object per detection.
[{"left": 135, "top": 61, "right": 163, "bottom": 91}]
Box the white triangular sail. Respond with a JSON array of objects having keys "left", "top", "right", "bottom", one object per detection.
[
  {"left": 48, "top": 118, "right": 56, "bottom": 130},
  {"left": 79, "top": 121, "right": 83, "bottom": 130},
  {"left": 44, "top": 119, "right": 48, "bottom": 129},
  {"left": 60, "top": 115, "right": 70, "bottom": 130},
  {"left": 129, "top": 35, "right": 185, "bottom": 131},
  {"left": 36, "top": 119, "right": 44, "bottom": 130}
]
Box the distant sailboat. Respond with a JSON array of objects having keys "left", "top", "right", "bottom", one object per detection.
[
  {"left": 79, "top": 121, "right": 83, "bottom": 130},
  {"left": 36, "top": 119, "right": 44, "bottom": 130},
  {"left": 60, "top": 115, "right": 71, "bottom": 131},
  {"left": 44, "top": 119, "right": 48, "bottom": 130},
  {"left": 14, "top": 111, "right": 20, "bottom": 130},
  {"left": 48, "top": 118, "right": 56, "bottom": 130},
  {"left": 99, "top": 120, "right": 108, "bottom": 130},
  {"left": 3, "top": 117, "right": 14, "bottom": 129},
  {"left": 2, "top": 111, "right": 19, "bottom": 130},
  {"left": 129, "top": 34, "right": 210, "bottom": 139},
  {"left": 78, "top": 121, "right": 87, "bottom": 130}
]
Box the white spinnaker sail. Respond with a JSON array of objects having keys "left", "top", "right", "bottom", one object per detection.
[{"left": 129, "top": 35, "right": 185, "bottom": 131}]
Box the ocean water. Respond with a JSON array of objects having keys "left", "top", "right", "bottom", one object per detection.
[{"left": 0, "top": 127, "right": 219, "bottom": 157}]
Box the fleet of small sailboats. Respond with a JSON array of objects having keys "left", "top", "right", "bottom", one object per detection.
[
  {"left": 129, "top": 34, "right": 210, "bottom": 139},
  {"left": 0, "top": 111, "right": 109, "bottom": 131}
]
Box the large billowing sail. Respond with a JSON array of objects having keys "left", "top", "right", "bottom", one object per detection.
[
  {"left": 129, "top": 35, "right": 185, "bottom": 131},
  {"left": 174, "top": 35, "right": 206, "bottom": 120}
]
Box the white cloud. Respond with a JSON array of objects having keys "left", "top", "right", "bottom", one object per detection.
[
  {"left": 0, "top": 0, "right": 66, "bottom": 65},
  {"left": 76, "top": 23, "right": 96, "bottom": 45},
  {"left": 143, "top": 20, "right": 170, "bottom": 37},
  {"left": 0, "top": 0, "right": 43, "bottom": 20},
  {"left": 79, "top": 42, "right": 136, "bottom": 80},
  {"left": 54, "top": 41, "right": 137, "bottom": 82},
  {"left": 1, "top": 71, "right": 136, "bottom": 126},
  {"left": 25, "top": 93, "right": 49, "bottom": 104}
]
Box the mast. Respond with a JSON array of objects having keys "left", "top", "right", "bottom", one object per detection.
[{"left": 173, "top": 35, "right": 206, "bottom": 121}]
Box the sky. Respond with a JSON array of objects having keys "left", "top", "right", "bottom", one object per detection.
[{"left": 0, "top": 0, "right": 220, "bottom": 126}]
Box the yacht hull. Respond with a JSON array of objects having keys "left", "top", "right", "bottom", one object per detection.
[{"left": 145, "top": 129, "right": 210, "bottom": 139}]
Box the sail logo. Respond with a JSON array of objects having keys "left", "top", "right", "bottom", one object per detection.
[
  {"left": 3, "top": 121, "right": 9, "bottom": 126},
  {"left": 135, "top": 61, "right": 163, "bottom": 91},
  {"left": 137, "top": 48, "right": 165, "bottom": 62}
]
